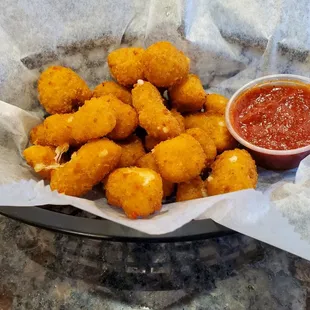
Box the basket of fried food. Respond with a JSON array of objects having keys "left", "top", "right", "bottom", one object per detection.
[{"left": 24, "top": 41, "right": 258, "bottom": 219}]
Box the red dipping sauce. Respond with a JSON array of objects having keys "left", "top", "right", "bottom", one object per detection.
[{"left": 231, "top": 84, "right": 310, "bottom": 150}]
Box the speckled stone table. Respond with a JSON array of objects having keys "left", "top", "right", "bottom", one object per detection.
[{"left": 0, "top": 214, "right": 308, "bottom": 310}]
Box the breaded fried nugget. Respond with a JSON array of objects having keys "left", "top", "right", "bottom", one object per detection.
[
  {"left": 30, "top": 114, "right": 76, "bottom": 146},
  {"left": 106, "top": 167, "right": 163, "bottom": 219},
  {"left": 205, "top": 149, "right": 258, "bottom": 196},
  {"left": 184, "top": 112, "right": 237, "bottom": 153},
  {"left": 171, "top": 108, "right": 185, "bottom": 132},
  {"left": 186, "top": 128, "right": 217, "bottom": 168},
  {"left": 117, "top": 136, "right": 146, "bottom": 168},
  {"left": 93, "top": 81, "right": 132, "bottom": 105},
  {"left": 99, "top": 95, "right": 138, "bottom": 140},
  {"left": 169, "top": 74, "right": 206, "bottom": 112},
  {"left": 71, "top": 97, "right": 117, "bottom": 144},
  {"left": 176, "top": 176, "right": 207, "bottom": 202},
  {"left": 136, "top": 153, "right": 174, "bottom": 198},
  {"left": 108, "top": 47, "right": 145, "bottom": 86},
  {"left": 205, "top": 93, "right": 229, "bottom": 115},
  {"left": 153, "top": 134, "right": 206, "bottom": 183},
  {"left": 38, "top": 66, "right": 92, "bottom": 114},
  {"left": 144, "top": 110, "right": 184, "bottom": 151},
  {"left": 50, "top": 139, "right": 121, "bottom": 196},
  {"left": 31, "top": 97, "right": 117, "bottom": 146},
  {"left": 23, "top": 145, "right": 59, "bottom": 179},
  {"left": 143, "top": 41, "right": 190, "bottom": 87},
  {"left": 132, "top": 81, "right": 182, "bottom": 140}
]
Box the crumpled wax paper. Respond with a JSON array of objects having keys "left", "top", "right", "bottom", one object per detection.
[{"left": 1, "top": 0, "right": 310, "bottom": 259}]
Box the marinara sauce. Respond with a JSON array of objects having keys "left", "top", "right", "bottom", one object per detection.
[{"left": 231, "top": 84, "right": 310, "bottom": 150}]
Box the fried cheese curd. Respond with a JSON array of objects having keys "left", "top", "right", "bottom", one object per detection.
[
  {"left": 50, "top": 139, "right": 121, "bottom": 197},
  {"left": 153, "top": 133, "right": 206, "bottom": 183},
  {"left": 23, "top": 145, "right": 59, "bottom": 179},
  {"left": 105, "top": 167, "right": 163, "bottom": 219},
  {"left": 132, "top": 81, "right": 182, "bottom": 140},
  {"left": 30, "top": 114, "right": 76, "bottom": 146},
  {"left": 184, "top": 112, "right": 237, "bottom": 153},
  {"left": 136, "top": 152, "right": 174, "bottom": 198},
  {"left": 144, "top": 109, "right": 185, "bottom": 151},
  {"left": 169, "top": 74, "right": 206, "bottom": 112},
  {"left": 108, "top": 47, "right": 145, "bottom": 86},
  {"left": 176, "top": 176, "right": 207, "bottom": 202},
  {"left": 38, "top": 66, "right": 92, "bottom": 114},
  {"left": 185, "top": 128, "right": 217, "bottom": 168},
  {"left": 93, "top": 81, "right": 132, "bottom": 105},
  {"left": 205, "top": 93, "right": 229, "bottom": 115},
  {"left": 30, "top": 97, "right": 116, "bottom": 146},
  {"left": 143, "top": 41, "right": 190, "bottom": 87},
  {"left": 117, "top": 136, "right": 146, "bottom": 168},
  {"left": 205, "top": 149, "right": 258, "bottom": 196},
  {"left": 99, "top": 94, "right": 138, "bottom": 140}
]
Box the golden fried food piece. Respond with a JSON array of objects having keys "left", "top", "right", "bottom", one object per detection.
[
  {"left": 105, "top": 167, "right": 163, "bottom": 219},
  {"left": 186, "top": 128, "right": 217, "bottom": 168},
  {"left": 132, "top": 81, "right": 182, "bottom": 140},
  {"left": 176, "top": 176, "right": 207, "bottom": 202},
  {"left": 100, "top": 94, "right": 138, "bottom": 140},
  {"left": 93, "top": 81, "right": 132, "bottom": 105},
  {"left": 143, "top": 41, "right": 190, "bottom": 87},
  {"left": 205, "top": 93, "right": 229, "bottom": 115},
  {"left": 143, "top": 112, "right": 183, "bottom": 151},
  {"left": 184, "top": 112, "right": 237, "bottom": 153},
  {"left": 169, "top": 74, "right": 206, "bottom": 112},
  {"left": 136, "top": 153, "right": 174, "bottom": 198},
  {"left": 108, "top": 47, "right": 145, "bottom": 86},
  {"left": 117, "top": 136, "right": 146, "bottom": 168},
  {"left": 205, "top": 149, "right": 258, "bottom": 196},
  {"left": 71, "top": 97, "right": 117, "bottom": 144},
  {"left": 30, "top": 114, "right": 74, "bottom": 146},
  {"left": 153, "top": 133, "right": 206, "bottom": 183},
  {"left": 50, "top": 139, "right": 121, "bottom": 197},
  {"left": 31, "top": 97, "right": 117, "bottom": 146},
  {"left": 171, "top": 108, "right": 185, "bottom": 132},
  {"left": 23, "top": 145, "right": 59, "bottom": 179},
  {"left": 38, "top": 66, "right": 92, "bottom": 114}
]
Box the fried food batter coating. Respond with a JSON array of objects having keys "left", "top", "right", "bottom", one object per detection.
[
  {"left": 136, "top": 153, "right": 174, "bottom": 198},
  {"left": 205, "top": 93, "right": 229, "bottom": 115},
  {"left": 50, "top": 139, "right": 121, "bottom": 197},
  {"left": 184, "top": 112, "right": 237, "bottom": 153},
  {"left": 169, "top": 74, "right": 206, "bottom": 112},
  {"left": 38, "top": 66, "right": 92, "bottom": 114},
  {"left": 176, "top": 176, "right": 207, "bottom": 202},
  {"left": 186, "top": 128, "right": 217, "bottom": 168},
  {"left": 31, "top": 97, "right": 117, "bottom": 146},
  {"left": 117, "top": 136, "right": 146, "bottom": 168},
  {"left": 171, "top": 108, "right": 185, "bottom": 132},
  {"left": 132, "top": 81, "right": 182, "bottom": 140},
  {"left": 108, "top": 47, "right": 145, "bottom": 86},
  {"left": 98, "top": 94, "right": 138, "bottom": 140},
  {"left": 30, "top": 114, "right": 75, "bottom": 146},
  {"left": 143, "top": 41, "right": 190, "bottom": 87},
  {"left": 205, "top": 149, "right": 258, "bottom": 196},
  {"left": 93, "top": 81, "right": 132, "bottom": 105},
  {"left": 71, "top": 97, "right": 117, "bottom": 144},
  {"left": 153, "top": 133, "right": 206, "bottom": 183},
  {"left": 105, "top": 167, "right": 163, "bottom": 219},
  {"left": 23, "top": 145, "right": 58, "bottom": 179}
]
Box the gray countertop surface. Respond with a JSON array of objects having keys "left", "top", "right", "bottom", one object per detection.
[{"left": 0, "top": 215, "right": 309, "bottom": 310}]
